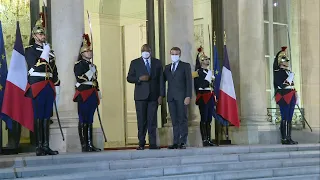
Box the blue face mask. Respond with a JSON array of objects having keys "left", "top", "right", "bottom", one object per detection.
[
  {"left": 141, "top": 52, "right": 150, "bottom": 59},
  {"left": 171, "top": 55, "right": 180, "bottom": 62}
]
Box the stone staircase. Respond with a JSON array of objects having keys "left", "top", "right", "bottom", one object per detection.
[{"left": 0, "top": 144, "right": 319, "bottom": 180}]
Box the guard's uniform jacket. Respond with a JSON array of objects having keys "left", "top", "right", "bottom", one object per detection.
[
  {"left": 194, "top": 68, "right": 215, "bottom": 108},
  {"left": 25, "top": 43, "right": 60, "bottom": 98},
  {"left": 73, "top": 58, "right": 100, "bottom": 105},
  {"left": 274, "top": 68, "right": 296, "bottom": 107}
]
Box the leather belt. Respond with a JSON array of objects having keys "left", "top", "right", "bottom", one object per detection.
[
  {"left": 198, "top": 87, "right": 211, "bottom": 91},
  {"left": 278, "top": 86, "right": 294, "bottom": 90},
  {"left": 76, "top": 81, "right": 95, "bottom": 88},
  {"left": 29, "top": 72, "right": 53, "bottom": 78}
]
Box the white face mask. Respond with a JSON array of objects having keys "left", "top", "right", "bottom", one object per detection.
[
  {"left": 171, "top": 55, "right": 180, "bottom": 63},
  {"left": 141, "top": 51, "right": 150, "bottom": 59}
]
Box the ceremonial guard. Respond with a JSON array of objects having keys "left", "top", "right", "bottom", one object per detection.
[
  {"left": 193, "top": 48, "right": 216, "bottom": 147},
  {"left": 25, "top": 18, "right": 60, "bottom": 156},
  {"left": 73, "top": 34, "right": 101, "bottom": 152},
  {"left": 273, "top": 46, "right": 298, "bottom": 145}
]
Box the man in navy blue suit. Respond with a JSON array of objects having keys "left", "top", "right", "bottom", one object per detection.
[
  {"left": 163, "top": 47, "right": 192, "bottom": 149},
  {"left": 127, "top": 44, "right": 165, "bottom": 150}
]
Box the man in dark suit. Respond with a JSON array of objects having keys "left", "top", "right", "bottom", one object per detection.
[
  {"left": 127, "top": 44, "right": 165, "bottom": 150},
  {"left": 164, "top": 47, "right": 192, "bottom": 149}
]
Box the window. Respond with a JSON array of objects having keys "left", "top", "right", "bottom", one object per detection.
[
  {"left": 264, "top": 0, "right": 301, "bottom": 124},
  {"left": 264, "top": 0, "right": 290, "bottom": 123}
]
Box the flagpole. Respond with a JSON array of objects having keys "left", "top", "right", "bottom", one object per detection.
[
  {"left": 223, "top": 30, "right": 229, "bottom": 141},
  {"left": 213, "top": 30, "right": 220, "bottom": 145},
  {"left": 208, "top": 25, "right": 212, "bottom": 70},
  {"left": 213, "top": 31, "right": 216, "bottom": 71}
]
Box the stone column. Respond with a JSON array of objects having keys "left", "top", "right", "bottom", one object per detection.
[
  {"left": 300, "top": 0, "right": 320, "bottom": 136},
  {"left": 224, "top": 0, "right": 276, "bottom": 145},
  {"left": 159, "top": 0, "right": 202, "bottom": 147},
  {"left": 49, "top": 0, "right": 86, "bottom": 152}
]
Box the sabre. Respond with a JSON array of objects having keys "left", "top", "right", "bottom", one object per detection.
[
  {"left": 87, "top": 10, "right": 94, "bottom": 63},
  {"left": 296, "top": 105, "right": 312, "bottom": 132},
  {"left": 54, "top": 101, "right": 65, "bottom": 141},
  {"left": 97, "top": 107, "right": 107, "bottom": 142},
  {"left": 286, "top": 25, "right": 292, "bottom": 70},
  {"left": 285, "top": 24, "right": 312, "bottom": 132},
  {"left": 41, "top": 0, "right": 64, "bottom": 140},
  {"left": 86, "top": 9, "right": 107, "bottom": 141}
]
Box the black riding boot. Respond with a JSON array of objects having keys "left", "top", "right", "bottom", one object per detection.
[
  {"left": 200, "top": 122, "right": 209, "bottom": 147},
  {"left": 43, "top": 119, "right": 59, "bottom": 155},
  {"left": 282, "top": 120, "right": 293, "bottom": 145},
  {"left": 35, "top": 119, "right": 45, "bottom": 156},
  {"left": 206, "top": 123, "right": 215, "bottom": 146},
  {"left": 287, "top": 121, "right": 298, "bottom": 144},
  {"left": 280, "top": 120, "right": 286, "bottom": 144},
  {"left": 87, "top": 123, "right": 101, "bottom": 152},
  {"left": 78, "top": 122, "right": 87, "bottom": 152}
]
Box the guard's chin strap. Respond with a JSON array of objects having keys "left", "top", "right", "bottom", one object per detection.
[
  {"left": 82, "top": 54, "right": 92, "bottom": 61},
  {"left": 33, "top": 33, "right": 45, "bottom": 45}
]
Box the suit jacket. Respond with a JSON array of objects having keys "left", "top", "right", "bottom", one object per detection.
[
  {"left": 127, "top": 57, "right": 165, "bottom": 101},
  {"left": 164, "top": 61, "right": 192, "bottom": 102}
]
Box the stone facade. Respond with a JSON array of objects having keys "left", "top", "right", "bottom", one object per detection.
[{"left": 48, "top": 0, "right": 319, "bottom": 151}]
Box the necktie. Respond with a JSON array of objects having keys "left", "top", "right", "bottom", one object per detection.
[
  {"left": 172, "top": 62, "right": 177, "bottom": 74},
  {"left": 145, "top": 60, "right": 151, "bottom": 75}
]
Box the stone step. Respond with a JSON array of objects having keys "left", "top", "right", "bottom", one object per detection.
[
  {"left": 1, "top": 144, "right": 319, "bottom": 168},
  {"left": 7, "top": 156, "right": 319, "bottom": 178},
  {"left": 129, "top": 166, "right": 320, "bottom": 180},
  {"left": 253, "top": 174, "right": 320, "bottom": 180},
  {"left": 16, "top": 165, "right": 320, "bottom": 180},
  {"left": 3, "top": 157, "right": 319, "bottom": 179}
]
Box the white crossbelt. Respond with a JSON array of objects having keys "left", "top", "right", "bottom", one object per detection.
[
  {"left": 29, "top": 72, "right": 53, "bottom": 77},
  {"left": 76, "top": 81, "right": 93, "bottom": 88},
  {"left": 36, "top": 48, "right": 55, "bottom": 57},
  {"left": 278, "top": 86, "right": 294, "bottom": 89},
  {"left": 198, "top": 87, "right": 211, "bottom": 91}
]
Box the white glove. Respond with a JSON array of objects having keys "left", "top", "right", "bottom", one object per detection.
[
  {"left": 205, "top": 70, "right": 213, "bottom": 82},
  {"left": 90, "top": 65, "right": 96, "bottom": 73},
  {"left": 85, "top": 70, "right": 94, "bottom": 80},
  {"left": 295, "top": 92, "right": 299, "bottom": 105},
  {"left": 40, "top": 43, "right": 50, "bottom": 62},
  {"left": 286, "top": 72, "right": 294, "bottom": 84},
  {"left": 98, "top": 91, "right": 102, "bottom": 99},
  {"left": 212, "top": 74, "right": 215, "bottom": 80}
]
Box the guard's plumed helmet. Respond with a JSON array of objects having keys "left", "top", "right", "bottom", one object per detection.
[
  {"left": 199, "top": 52, "right": 210, "bottom": 61},
  {"left": 32, "top": 13, "right": 45, "bottom": 35},
  {"left": 277, "top": 46, "right": 289, "bottom": 65},
  {"left": 80, "top": 34, "right": 92, "bottom": 54}
]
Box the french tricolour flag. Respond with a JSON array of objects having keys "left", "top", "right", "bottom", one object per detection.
[
  {"left": 1, "top": 22, "right": 34, "bottom": 131},
  {"left": 216, "top": 45, "right": 240, "bottom": 127}
]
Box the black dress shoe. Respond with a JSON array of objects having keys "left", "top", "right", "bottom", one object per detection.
[
  {"left": 167, "top": 144, "right": 179, "bottom": 149},
  {"left": 136, "top": 146, "right": 145, "bottom": 150},
  {"left": 149, "top": 145, "right": 160, "bottom": 150},
  {"left": 179, "top": 143, "right": 186, "bottom": 149}
]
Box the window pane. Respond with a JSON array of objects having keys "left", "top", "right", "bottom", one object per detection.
[
  {"left": 265, "top": 57, "right": 272, "bottom": 108},
  {"left": 264, "top": 0, "right": 268, "bottom": 21},
  {"left": 264, "top": 23, "right": 269, "bottom": 55},
  {"left": 273, "top": 0, "right": 287, "bottom": 23},
  {"left": 273, "top": 24, "right": 287, "bottom": 55}
]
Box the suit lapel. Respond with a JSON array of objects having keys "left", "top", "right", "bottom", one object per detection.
[{"left": 150, "top": 58, "right": 156, "bottom": 77}]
